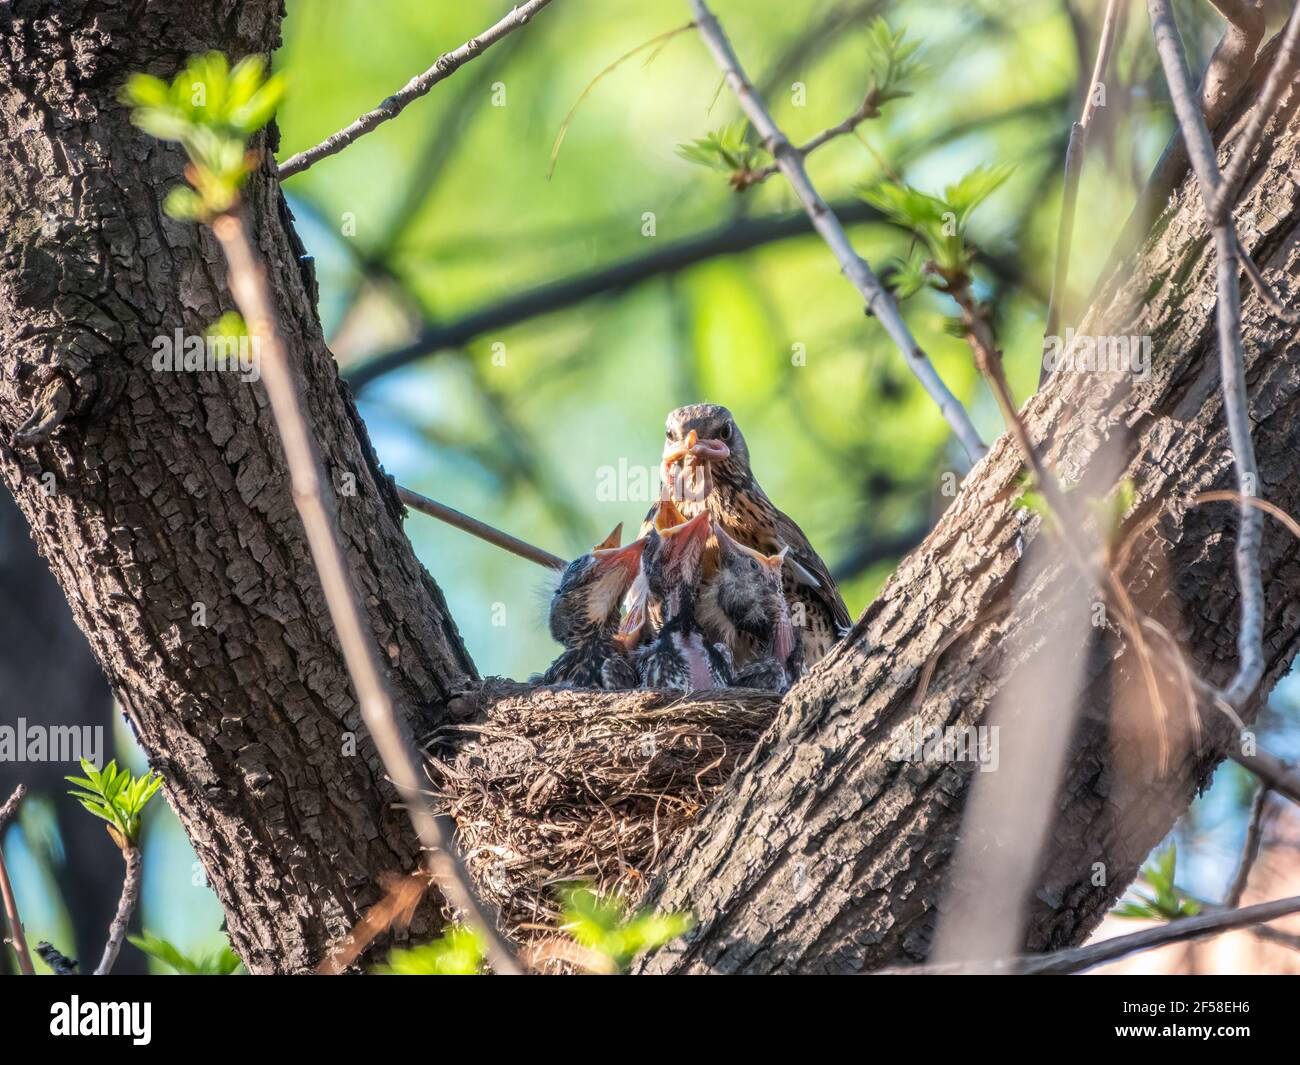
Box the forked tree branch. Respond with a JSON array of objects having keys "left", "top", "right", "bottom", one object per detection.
[
  {"left": 211, "top": 212, "right": 522, "bottom": 975},
  {"left": 685, "top": 0, "right": 988, "bottom": 463},
  {"left": 277, "top": 0, "right": 557, "bottom": 179}
]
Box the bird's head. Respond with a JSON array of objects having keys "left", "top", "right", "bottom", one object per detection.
[
  {"left": 661, "top": 403, "right": 752, "bottom": 500},
  {"left": 641, "top": 509, "right": 711, "bottom": 611},
  {"left": 711, "top": 524, "right": 789, "bottom": 642},
  {"left": 548, "top": 523, "right": 646, "bottom": 645}
]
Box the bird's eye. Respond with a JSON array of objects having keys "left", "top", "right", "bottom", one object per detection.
[
  {"left": 719, "top": 422, "right": 732, "bottom": 441},
  {"left": 749, "top": 558, "right": 759, "bottom": 571},
  {"left": 665, "top": 428, "right": 673, "bottom": 440}
]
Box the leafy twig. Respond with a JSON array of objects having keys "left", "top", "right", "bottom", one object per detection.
[
  {"left": 278, "top": 0, "right": 557, "bottom": 179},
  {"left": 685, "top": 0, "right": 987, "bottom": 462}
]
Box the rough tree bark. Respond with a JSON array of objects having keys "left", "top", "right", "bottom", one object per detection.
[
  {"left": 1, "top": 2, "right": 1297, "bottom": 975},
  {"left": 0, "top": 0, "right": 474, "bottom": 973}
]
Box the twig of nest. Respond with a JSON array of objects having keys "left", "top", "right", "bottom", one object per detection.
[{"left": 424, "top": 680, "right": 780, "bottom": 953}]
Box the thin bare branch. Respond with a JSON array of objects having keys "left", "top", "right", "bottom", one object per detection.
[
  {"left": 0, "top": 785, "right": 34, "bottom": 975},
  {"left": 686, "top": 0, "right": 987, "bottom": 463},
  {"left": 277, "top": 0, "right": 557, "bottom": 180},
  {"left": 1224, "top": 784, "right": 1269, "bottom": 908},
  {"left": 1148, "top": 0, "right": 1263, "bottom": 710},
  {"left": 740, "top": 91, "right": 882, "bottom": 187},
  {"left": 1231, "top": 747, "right": 1300, "bottom": 807},
  {"left": 211, "top": 212, "right": 522, "bottom": 975},
  {"left": 95, "top": 844, "right": 141, "bottom": 975},
  {"left": 1040, "top": 0, "right": 1125, "bottom": 386},
  {"left": 1235, "top": 231, "right": 1300, "bottom": 323},
  {"left": 884, "top": 892, "right": 1300, "bottom": 975},
  {"left": 397, "top": 484, "right": 566, "bottom": 570}
]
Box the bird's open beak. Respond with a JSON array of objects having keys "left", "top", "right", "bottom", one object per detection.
[
  {"left": 653, "top": 496, "right": 687, "bottom": 530},
  {"left": 765, "top": 545, "right": 789, "bottom": 571},
  {"left": 592, "top": 535, "right": 646, "bottom": 576},
  {"left": 658, "top": 509, "right": 711, "bottom": 551},
  {"left": 593, "top": 522, "right": 623, "bottom": 551}
]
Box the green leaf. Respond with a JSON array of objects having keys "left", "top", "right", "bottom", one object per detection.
[
  {"left": 129, "top": 932, "right": 243, "bottom": 975},
  {"left": 887, "top": 246, "right": 935, "bottom": 300},
  {"left": 558, "top": 883, "right": 692, "bottom": 972},
  {"left": 228, "top": 72, "right": 285, "bottom": 133},
  {"left": 676, "top": 120, "right": 763, "bottom": 178},
  {"left": 120, "top": 74, "right": 170, "bottom": 109},
  {"left": 66, "top": 762, "right": 164, "bottom": 846},
  {"left": 227, "top": 55, "right": 267, "bottom": 110},
  {"left": 863, "top": 18, "right": 924, "bottom": 104},
  {"left": 943, "top": 162, "right": 1015, "bottom": 224},
  {"left": 373, "top": 926, "right": 486, "bottom": 975}
]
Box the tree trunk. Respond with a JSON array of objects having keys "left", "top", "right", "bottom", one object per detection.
[
  {"left": 0, "top": 0, "right": 474, "bottom": 973},
  {"left": 1, "top": 2, "right": 1298, "bottom": 977}
]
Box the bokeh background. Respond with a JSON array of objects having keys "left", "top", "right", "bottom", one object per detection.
[{"left": 3, "top": 0, "right": 1299, "bottom": 972}]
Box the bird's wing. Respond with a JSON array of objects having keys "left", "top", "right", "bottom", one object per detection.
[{"left": 769, "top": 511, "right": 853, "bottom": 633}]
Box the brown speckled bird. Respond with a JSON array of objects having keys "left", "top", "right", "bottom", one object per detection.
[
  {"left": 661, "top": 403, "right": 851, "bottom": 665},
  {"left": 539, "top": 524, "right": 646, "bottom": 688}
]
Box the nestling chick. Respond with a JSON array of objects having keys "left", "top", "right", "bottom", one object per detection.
[
  {"left": 616, "top": 494, "right": 692, "bottom": 652},
  {"left": 698, "top": 524, "right": 801, "bottom": 693},
  {"left": 605, "top": 510, "right": 732, "bottom": 692},
  {"left": 539, "top": 524, "right": 646, "bottom": 688},
  {"left": 662, "top": 403, "right": 850, "bottom": 665}
]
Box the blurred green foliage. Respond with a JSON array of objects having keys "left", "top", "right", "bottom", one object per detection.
[
  {"left": 122, "top": 52, "right": 284, "bottom": 219},
  {"left": 558, "top": 884, "right": 693, "bottom": 972},
  {"left": 373, "top": 885, "right": 690, "bottom": 974},
  {"left": 373, "top": 925, "right": 488, "bottom": 975},
  {"left": 128, "top": 931, "right": 244, "bottom": 975},
  {"left": 1112, "top": 844, "right": 1203, "bottom": 921}
]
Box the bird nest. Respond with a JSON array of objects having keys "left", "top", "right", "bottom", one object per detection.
[{"left": 423, "top": 679, "right": 780, "bottom": 952}]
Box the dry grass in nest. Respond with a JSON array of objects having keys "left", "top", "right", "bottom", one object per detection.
[{"left": 423, "top": 679, "right": 780, "bottom": 950}]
